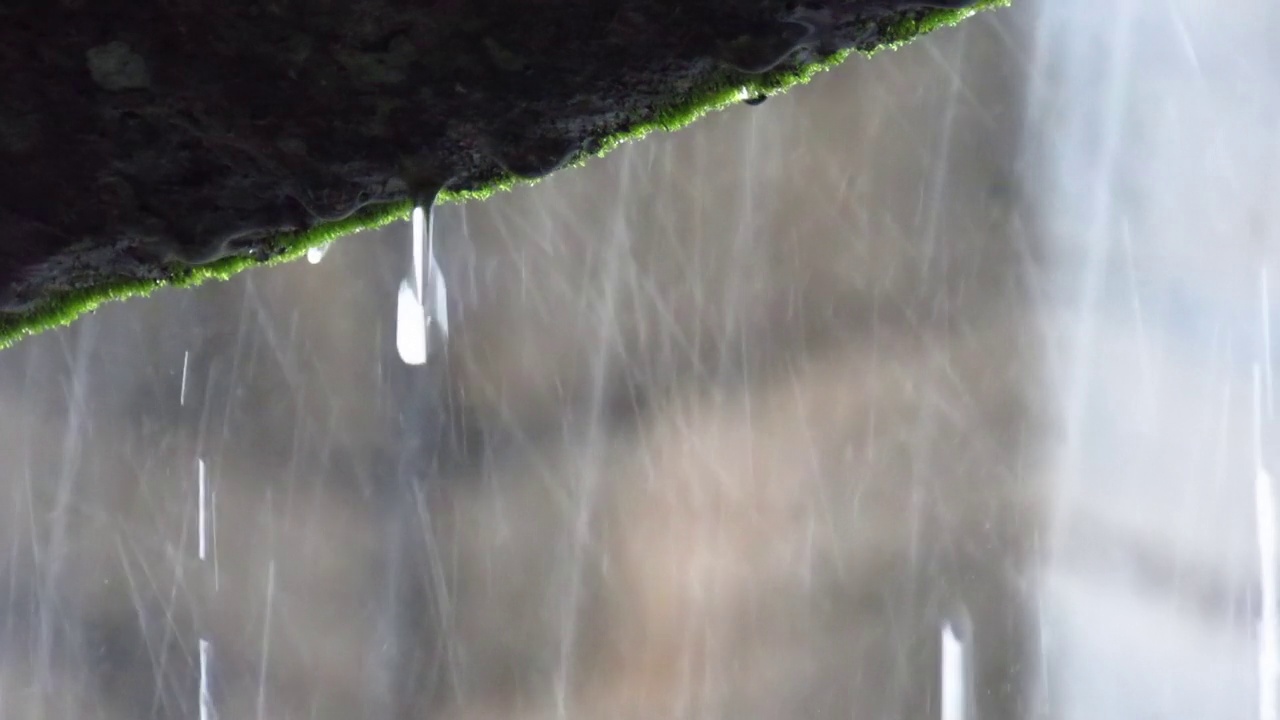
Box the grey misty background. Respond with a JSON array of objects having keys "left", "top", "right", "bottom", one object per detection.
[{"left": 2, "top": 0, "right": 1279, "bottom": 718}]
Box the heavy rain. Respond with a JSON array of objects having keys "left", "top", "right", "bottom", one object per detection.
[{"left": 1, "top": 0, "right": 1277, "bottom": 718}]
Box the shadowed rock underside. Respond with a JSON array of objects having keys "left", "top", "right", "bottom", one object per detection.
[{"left": 0, "top": 0, "right": 999, "bottom": 345}]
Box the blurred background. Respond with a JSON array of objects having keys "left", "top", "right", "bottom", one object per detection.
[{"left": 2, "top": 0, "right": 1278, "bottom": 717}]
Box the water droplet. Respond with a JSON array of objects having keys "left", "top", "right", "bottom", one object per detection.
[
  {"left": 396, "top": 278, "right": 427, "bottom": 366},
  {"left": 942, "top": 620, "right": 968, "bottom": 720},
  {"left": 306, "top": 242, "right": 332, "bottom": 264}
]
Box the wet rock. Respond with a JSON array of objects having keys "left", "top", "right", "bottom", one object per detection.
[
  {"left": 0, "top": 112, "right": 40, "bottom": 155},
  {"left": 85, "top": 41, "right": 150, "bottom": 91},
  {"left": 334, "top": 34, "right": 416, "bottom": 86},
  {"left": 0, "top": 0, "right": 1003, "bottom": 342},
  {"left": 276, "top": 137, "right": 308, "bottom": 156}
]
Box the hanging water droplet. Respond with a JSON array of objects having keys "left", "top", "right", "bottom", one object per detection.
[{"left": 306, "top": 242, "right": 332, "bottom": 264}]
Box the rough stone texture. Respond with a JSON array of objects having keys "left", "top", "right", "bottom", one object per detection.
[{"left": 0, "top": 0, "right": 982, "bottom": 317}]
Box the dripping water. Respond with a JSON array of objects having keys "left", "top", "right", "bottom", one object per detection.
[{"left": 398, "top": 202, "right": 449, "bottom": 366}]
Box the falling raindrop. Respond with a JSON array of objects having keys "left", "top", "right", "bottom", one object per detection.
[
  {"left": 942, "top": 620, "right": 968, "bottom": 720},
  {"left": 199, "top": 638, "right": 212, "bottom": 720},
  {"left": 197, "top": 457, "right": 207, "bottom": 561},
  {"left": 211, "top": 486, "right": 219, "bottom": 592},
  {"left": 396, "top": 278, "right": 427, "bottom": 366},
  {"left": 256, "top": 559, "right": 277, "bottom": 718},
  {"left": 428, "top": 239, "right": 449, "bottom": 340},
  {"left": 1262, "top": 268, "right": 1274, "bottom": 418},
  {"left": 1254, "top": 365, "right": 1278, "bottom": 720},
  {"left": 179, "top": 350, "right": 189, "bottom": 406}
]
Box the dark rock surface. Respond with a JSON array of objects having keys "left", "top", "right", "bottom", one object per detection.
[{"left": 0, "top": 0, "right": 984, "bottom": 317}]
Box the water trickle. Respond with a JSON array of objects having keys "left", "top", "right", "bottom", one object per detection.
[{"left": 396, "top": 201, "right": 448, "bottom": 366}]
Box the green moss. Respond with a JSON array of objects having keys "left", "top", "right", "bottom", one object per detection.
[
  {"left": 880, "top": 0, "right": 1009, "bottom": 48},
  {"left": 0, "top": 0, "right": 1005, "bottom": 349},
  {"left": 0, "top": 200, "right": 418, "bottom": 349}
]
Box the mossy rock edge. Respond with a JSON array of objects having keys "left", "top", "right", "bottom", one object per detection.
[{"left": 0, "top": 0, "right": 1005, "bottom": 348}]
